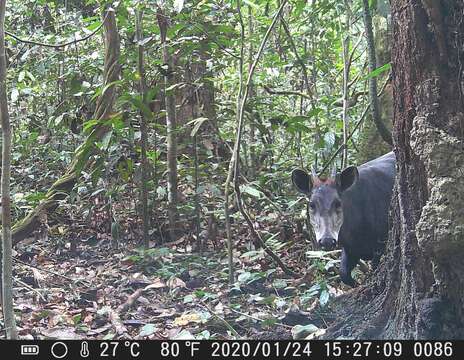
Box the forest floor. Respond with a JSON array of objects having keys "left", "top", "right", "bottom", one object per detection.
[{"left": 8, "top": 225, "right": 360, "bottom": 340}]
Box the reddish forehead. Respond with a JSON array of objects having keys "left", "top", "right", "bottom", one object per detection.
[{"left": 313, "top": 177, "right": 335, "bottom": 187}]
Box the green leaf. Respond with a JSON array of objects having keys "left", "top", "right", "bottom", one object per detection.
[
  {"left": 307, "top": 107, "right": 323, "bottom": 117},
  {"left": 194, "top": 289, "right": 205, "bottom": 298},
  {"left": 11, "top": 88, "right": 19, "bottom": 102},
  {"left": 362, "top": 63, "right": 391, "bottom": 81},
  {"left": 173, "top": 0, "right": 184, "bottom": 13},
  {"left": 83, "top": 119, "right": 99, "bottom": 133},
  {"left": 74, "top": 140, "right": 93, "bottom": 175},
  {"left": 165, "top": 83, "right": 182, "bottom": 93},
  {"left": 287, "top": 198, "right": 302, "bottom": 209},
  {"left": 146, "top": 87, "right": 160, "bottom": 103},
  {"left": 86, "top": 20, "right": 102, "bottom": 31},
  {"left": 54, "top": 114, "right": 64, "bottom": 126},
  {"left": 91, "top": 80, "right": 123, "bottom": 101},
  {"left": 240, "top": 185, "right": 261, "bottom": 198},
  {"left": 195, "top": 330, "right": 211, "bottom": 340},
  {"left": 139, "top": 324, "right": 157, "bottom": 337},
  {"left": 262, "top": 317, "right": 278, "bottom": 328},
  {"left": 120, "top": 94, "right": 154, "bottom": 120},
  {"left": 324, "top": 132, "right": 335, "bottom": 147},
  {"left": 157, "top": 186, "right": 167, "bottom": 198},
  {"left": 73, "top": 313, "right": 82, "bottom": 325},
  {"left": 183, "top": 294, "right": 195, "bottom": 303},
  {"left": 243, "top": 0, "right": 260, "bottom": 10},
  {"left": 187, "top": 117, "right": 209, "bottom": 136},
  {"left": 319, "top": 289, "right": 330, "bottom": 306},
  {"left": 291, "top": 324, "right": 320, "bottom": 340},
  {"left": 272, "top": 279, "right": 287, "bottom": 289},
  {"left": 18, "top": 71, "right": 25, "bottom": 83},
  {"left": 100, "top": 129, "right": 113, "bottom": 151},
  {"left": 173, "top": 329, "right": 194, "bottom": 340},
  {"left": 25, "top": 70, "right": 35, "bottom": 81},
  {"left": 238, "top": 272, "right": 251, "bottom": 283}
]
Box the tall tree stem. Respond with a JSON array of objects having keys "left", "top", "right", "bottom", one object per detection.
[
  {"left": 157, "top": 8, "right": 178, "bottom": 241},
  {"left": 136, "top": 8, "right": 150, "bottom": 248},
  {"left": 341, "top": 1, "right": 351, "bottom": 168},
  {"left": 0, "top": 0, "right": 18, "bottom": 339},
  {"left": 224, "top": 0, "right": 245, "bottom": 284},
  {"left": 231, "top": 0, "right": 298, "bottom": 277},
  {"left": 362, "top": 0, "right": 392, "bottom": 145}
]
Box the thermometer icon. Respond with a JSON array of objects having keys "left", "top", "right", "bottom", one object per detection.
[{"left": 80, "top": 342, "right": 90, "bottom": 358}]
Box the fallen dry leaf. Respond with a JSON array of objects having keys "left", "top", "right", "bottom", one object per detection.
[
  {"left": 173, "top": 313, "right": 202, "bottom": 326},
  {"left": 167, "top": 277, "right": 186, "bottom": 289}
]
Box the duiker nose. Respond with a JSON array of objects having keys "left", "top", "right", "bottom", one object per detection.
[{"left": 319, "top": 237, "right": 337, "bottom": 250}]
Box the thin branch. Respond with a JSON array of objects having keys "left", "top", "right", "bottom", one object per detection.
[
  {"left": 348, "top": 69, "right": 363, "bottom": 88},
  {"left": 224, "top": 0, "right": 246, "bottom": 285},
  {"left": 14, "top": 258, "right": 92, "bottom": 287},
  {"left": 280, "top": 17, "right": 313, "bottom": 99},
  {"left": 5, "top": 11, "right": 109, "bottom": 49},
  {"left": 362, "top": 0, "right": 392, "bottom": 145},
  {"left": 199, "top": 301, "right": 240, "bottom": 337},
  {"left": 280, "top": 15, "right": 320, "bottom": 164},
  {"left": 232, "top": 0, "right": 299, "bottom": 278},
  {"left": 341, "top": 31, "right": 350, "bottom": 168},
  {"left": 118, "top": 288, "right": 144, "bottom": 314},
  {"left": 348, "top": 32, "right": 364, "bottom": 73},
  {"left": 228, "top": 307, "right": 293, "bottom": 329},
  {"left": 14, "top": 278, "right": 47, "bottom": 302},
  {"left": 263, "top": 85, "right": 312, "bottom": 100},
  {"left": 240, "top": 174, "right": 285, "bottom": 217},
  {"left": 191, "top": 23, "right": 240, "bottom": 60},
  {"left": 332, "top": 90, "right": 368, "bottom": 107},
  {"left": 320, "top": 73, "right": 390, "bottom": 175},
  {"left": 340, "top": 0, "right": 353, "bottom": 168}
]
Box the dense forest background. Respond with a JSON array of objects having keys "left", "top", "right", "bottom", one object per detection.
[{"left": 0, "top": 0, "right": 462, "bottom": 340}]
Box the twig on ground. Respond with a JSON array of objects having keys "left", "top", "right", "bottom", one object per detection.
[
  {"left": 118, "top": 288, "right": 145, "bottom": 314},
  {"left": 14, "top": 278, "right": 47, "bottom": 302},
  {"left": 108, "top": 307, "right": 128, "bottom": 335},
  {"left": 228, "top": 307, "right": 293, "bottom": 329},
  {"left": 199, "top": 301, "right": 240, "bottom": 338},
  {"left": 14, "top": 258, "right": 92, "bottom": 287}
]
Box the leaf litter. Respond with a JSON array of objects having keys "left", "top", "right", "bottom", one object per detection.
[{"left": 9, "top": 228, "right": 354, "bottom": 340}]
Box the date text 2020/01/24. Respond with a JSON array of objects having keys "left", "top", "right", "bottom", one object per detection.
[{"left": 14, "top": 340, "right": 459, "bottom": 360}]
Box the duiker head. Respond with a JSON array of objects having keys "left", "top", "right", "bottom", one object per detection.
[{"left": 292, "top": 165, "right": 359, "bottom": 250}]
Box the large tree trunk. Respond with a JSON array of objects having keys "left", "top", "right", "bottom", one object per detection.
[
  {"left": 324, "top": 0, "right": 464, "bottom": 339},
  {"left": 11, "top": 8, "right": 120, "bottom": 245}
]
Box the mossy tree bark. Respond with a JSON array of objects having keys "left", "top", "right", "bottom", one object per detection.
[
  {"left": 11, "top": 8, "right": 120, "bottom": 245},
  {"left": 324, "top": 0, "right": 464, "bottom": 339}
]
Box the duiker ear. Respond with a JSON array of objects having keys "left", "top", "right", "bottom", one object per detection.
[
  {"left": 337, "top": 166, "right": 359, "bottom": 192},
  {"left": 291, "top": 169, "right": 312, "bottom": 195}
]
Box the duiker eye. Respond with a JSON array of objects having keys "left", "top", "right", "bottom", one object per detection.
[{"left": 309, "top": 201, "right": 316, "bottom": 210}]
